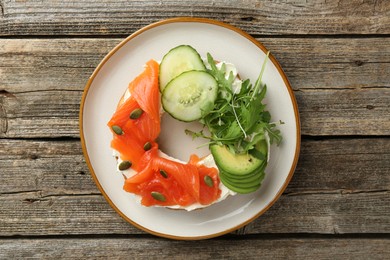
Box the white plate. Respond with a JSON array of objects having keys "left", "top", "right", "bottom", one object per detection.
[{"left": 80, "top": 18, "right": 300, "bottom": 240}]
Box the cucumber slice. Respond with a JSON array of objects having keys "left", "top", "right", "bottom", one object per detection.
[
  {"left": 162, "top": 70, "right": 218, "bottom": 122},
  {"left": 159, "top": 45, "right": 206, "bottom": 91}
]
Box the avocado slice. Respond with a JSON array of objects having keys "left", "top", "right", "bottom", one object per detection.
[
  {"left": 221, "top": 160, "right": 267, "bottom": 180},
  {"left": 220, "top": 170, "right": 265, "bottom": 187},
  {"left": 211, "top": 139, "right": 268, "bottom": 194},
  {"left": 219, "top": 176, "right": 262, "bottom": 194},
  {"left": 210, "top": 139, "right": 268, "bottom": 176}
]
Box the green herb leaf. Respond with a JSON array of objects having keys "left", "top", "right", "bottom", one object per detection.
[{"left": 185, "top": 52, "right": 283, "bottom": 154}]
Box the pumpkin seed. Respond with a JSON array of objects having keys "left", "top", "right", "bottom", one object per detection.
[
  {"left": 118, "top": 160, "right": 132, "bottom": 171},
  {"left": 204, "top": 175, "right": 214, "bottom": 187},
  {"left": 159, "top": 170, "right": 168, "bottom": 178},
  {"left": 111, "top": 125, "right": 123, "bottom": 135},
  {"left": 143, "top": 142, "right": 152, "bottom": 151},
  {"left": 130, "top": 108, "right": 143, "bottom": 119},
  {"left": 151, "top": 191, "right": 166, "bottom": 202}
]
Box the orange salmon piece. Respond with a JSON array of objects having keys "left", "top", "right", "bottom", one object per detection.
[
  {"left": 189, "top": 154, "right": 221, "bottom": 205},
  {"left": 111, "top": 134, "right": 144, "bottom": 170},
  {"left": 151, "top": 156, "right": 201, "bottom": 203},
  {"left": 124, "top": 151, "right": 221, "bottom": 207},
  {"left": 128, "top": 59, "right": 160, "bottom": 128},
  {"left": 123, "top": 146, "right": 199, "bottom": 206},
  {"left": 197, "top": 165, "right": 221, "bottom": 205}
]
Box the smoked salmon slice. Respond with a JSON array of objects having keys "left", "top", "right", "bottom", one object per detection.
[
  {"left": 111, "top": 134, "right": 145, "bottom": 169},
  {"left": 189, "top": 155, "right": 221, "bottom": 205},
  {"left": 151, "top": 155, "right": 201, "bottom": 203},
  {"left": 108, "top": 59, "right": 160, "bottom": 143},
  {"left": 124, "top": 148, "right": 220, "bottom": 207},
  {"left": 128, "top": 59, "right": 160, "bottom": 128}
]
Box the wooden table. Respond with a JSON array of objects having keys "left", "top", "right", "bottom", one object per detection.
[{"left": 1, "top": 1, "right": 389, "bottom": 258}]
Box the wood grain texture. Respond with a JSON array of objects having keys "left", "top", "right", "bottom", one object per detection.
[
  {"left": 0, "top": 38, "right": 389, "bottom": 137},
  {"left": 286, "top": 138, "right": 390, "bottom": 193},
  {"left": 1, "top": 238, "right": 389, "bottom": 259},
  {"left": 295, "top": 88, "right": 390, "bottom": 136},
  {"left": 0, "top": 140, "right": 94, "bottom": 195},
  {"left": 0, "top": 0, "right": 389, "bottom": 257},
  {"left": 0, "top": 0, "right": 389, "bottom": 36},
  {"left": 0, "top": 90, "right": 81, "bottom": 138},
  {"left": 1, "top": 37, "right": 389, "bottom": 92},
  {"left": 0, "top": 191, "right": 389, "bottom": 236},
  {"left": 0, "top": 139, "right": 389, "bottom": 236}
]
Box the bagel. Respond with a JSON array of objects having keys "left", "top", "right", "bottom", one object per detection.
[
  {"left": 108, "top": 49, "right": 272, "bottom": 210},
  {"left": 108, "top": 59, "right": 239, "bottom": 211}
]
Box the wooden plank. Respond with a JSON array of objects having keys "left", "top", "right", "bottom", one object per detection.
[
  {"left": 0, "top": 39, "right": 114, "bottom": 93},
  {"left": 0, "top": 0, "right": 389, "bottom": 36},
  {"left": 0, "top": 193, "right": 138, "bottom": 235},
  {"left": 249, "top": 191, "right": 389, "bottom": 235},
  {"left": 0, "top": 90, "right": 81, "bottom": 138},
  {"left": 0, "top": 139, "right": 389, "bottom": 236},
  {"left": 0, "top": 191, "right": 388, "bottom": 236},
  {"left": 0, "top": 238, "right": 389, "bottom": 259},
  {"left": 0, "top": 38, "right": 389, "bottom": 137},
  {"left": 296, "top": 88, "right": 390, "bottom": 136},
  {"left": 286, "top": 138, "right": 390, "bottom": 193},
  {"left": 0, "top": 140, "right": 96, "bottom": 195},
  {"left": 1, "top": 37, "right": 389, "bottom": 92},
  {"left": 1, "top": 138, "right": 389, "bottom": 195}
]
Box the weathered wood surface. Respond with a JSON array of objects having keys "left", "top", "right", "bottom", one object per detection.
[
  {"left": 0, "top": 0, "right": 389, "bottom": 36},
  {"left": 1, "top": 38, "right": 389, "bottom": 92},
  {"left": 1, "top": 238, "right": 389, "bottom": 259},
  {"left": 0, "top": 138, "right": 389, "bottom": 236},
  {"left": 0, "top": 1, "right": 389, "bottom": 258},
  {"left": 1, "top": 38, "right": 389, "bottom": 138},
  {"left": 1, "top": 190, "right": 388, "bottom": 236}
]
